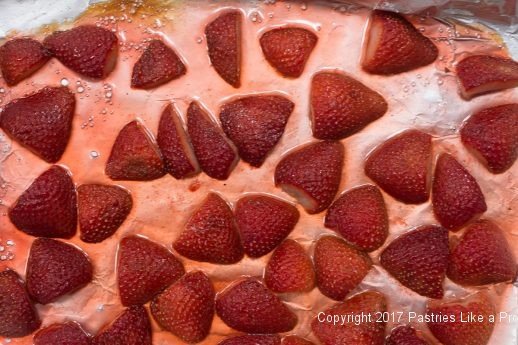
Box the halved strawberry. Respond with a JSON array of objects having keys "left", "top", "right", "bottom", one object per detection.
[
  {"left": 219, "top": 95, "right": 294, "bottom": 167},
  {"left": 34, "top": 322, "right": 91, "bottom": 345},
  {"left": 325, "top": 184, "right": 388, "bottom": 252},
  {"left": 44, "top": 25, "right": 118, "bottom": 79},
  {"left": 460, "top": 103, "right": 518, "bottom": 174},
  {"left": 362, "top": 10, "right": 438, "bottom": 75},
  {"left": 205, "top": 10, "right": 242, "bottom": 87},
  {"left": 235, "top": 194, "right": 300, "bottom": 258},
  {"left": 9, "top": 165, "right": 77, "bottom": 238},
  {"left": 259, "top": 27, "right": 317, "bottom": 78},
  {"left": 219, "top": 334, "right": 281, "bottom": 345},
  {"left": 0, "top": 37, "right": 50, "bottom": 86},
  {"left": 380, "top": 225, "right": 449, "bottom": 299},
  {"left": 386, "top": 325, "right": 430, "bottom": 345},
  {"left": 118, "top": 235, "right": 185, "bottom": 306},
  {"left": 310, "top": 71, "right": 387, "bottom": 140},
  {"left": 432, "top": 153, "right": 487, "bottom": 230},
  {"left": 173, "top": 193, "right": 244, "bottom": 264},
  {"left": 282, "top": 336, "right": 315, "bottom": 345},
  {"left": 274, "top": 141, "right": 344, "bottom": 214},
  {"left": 92, "top": 306, "right": 152, "bottom": 345},
  {"left": 215, "top": 278, "right": 297, "bottom": 334},
  {"left": 105, "top": 120, "right": 165, "bottom": 181},
  {"left": 0, "top": 86, "right": 75, "bottom": 163}
]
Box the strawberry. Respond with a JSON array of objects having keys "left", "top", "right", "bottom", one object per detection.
[
  {"left": 173, "top": 193, "right": 244, "bottom": 264},
  {"left": 310, "top": 71, "right": 387, "bottom": 140},
  {"left": 386, "top": 325, "right": 430, "bottom": 345},
  {"left": 205, "top": 10, "right": 242, "bottom": 87},
  {"left": 219, "top": 95, "right": 294, "bottom": 167},
  {"left": 78, "top": 184, "right": 133, "bottom": 243},
  {"left": 92, "top": 306, "right": 152, "bottom": 345},
  {"left": 131, "top": 39, "right": 186, "bottom": 89},
  {"left": 432, "top": 153, "right": 487, "bottom": 230},
  {"left": 118, "top": 235, "right": 185, "bottom": 306},
  {"left": 282, "top": 336, "right": 315, "bottom": 345},
  {"left": 235, "top": 194, "right": 300, "bottom": 258},
  {"left": 362, "top": 10, "right": 438, "bottom": 75},
  {"left": 215, "top": 278, "right": 297, "bottom": 334},
  {"left": 314, "top": 236, "right": 372, "bottom": 301},
  {"left": 447, "top": 219, "right": 516, "bottom": 286},
  {"left": 365, "top": 129, "right": 433, "bottom": 204},
  {"left": 220, "top": 334, "right": 281, "bottom": 345},
  {"left": 34, "top": 322, "right": 91, "bottom": 345},
  {"left": 151, "top": 271, "right": 215, "bottom": 343},
  {"left": 456, "top": 55, "right": 518, "bottom": 99},
  {"left": 187, "top": 101, "right": 238, "bottom": 180},
  {"left": 9, "top": 165, "right": 77, "bottom": 238},
  {"left": 0, "top": 38, "right": 50, "bottom": 86},
  {"left": 274, "top": 141, "right": 344, "bottom": 214},
  {"left": 311, "top": 291, "right": 387, "bottom": 345},
  {"left": 0, "top": 269, "right": 40, "bottom": 338},
  {"left": 259, "top": 27, "right": 317, "bottom": 78},
  {"left": 105, "top": 120, "right": 165, "bottom": 181},
  {"left": 380, "top": 225, "right": 449, "bottom": 299},
  {"left": 460, "top": 103, "right": 518, "bottom": 174},
  {"left": 325, "top": 184, "right": 388, "bottom": 252},
  {"left": 44, "top": 25, "right": 118, "bottom": 79},
  {"left": 156, "top": 104, "right": 200, "bottom": 179},
  {"left": 0, "top": 86, "right": 75, "bottom": 163}
]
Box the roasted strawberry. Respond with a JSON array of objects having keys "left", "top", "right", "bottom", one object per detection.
[
  {"left": 386, "top": 325, "right": 430, "bottom": 345},
  {"left": 282, "top": 336, "right": 315, "bottom": 345},
  {"left": 219, "top": 95, "right": 294, "bottom": 167},
  {"left": 0, "top": 37, "right": 50, "bottom": 86},
  {"left": 92, "top": 306, "right": 152, "bottom": 345},
  {"left": 310, "top": 71, "right": 387, "bottom": 140},
  {"left": 219, "top": 334, "right": 281, "bottom": 345},
  {"left": 362, "top": 10, "right": 438, "bottom": 75},
  {"left": 9, "top": 165, "right": 77, "bottom": 238},
  {"left": 34, "top": 322, "right": 91, "bottom": 345}
]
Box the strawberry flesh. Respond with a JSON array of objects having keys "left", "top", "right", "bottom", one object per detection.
[
  {"left": 219, "top": 334, "right": 281, "bottom": 345},
  {"left": 282, "top": 336, "right": 315, "bottom": 345},
  {"left": 92, "top": 306, "right": 152, "bottom": 345},
  {"left": 34, "top": 322, "right": 91, "bottom": 345},
  {"left": 0, "top": 38, "right": 50, "bottom": 86},
  {"left": 386, "top": 325, "right": 430, "bottom": 345}
]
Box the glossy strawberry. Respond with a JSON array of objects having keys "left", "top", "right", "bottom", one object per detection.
[
  {"left": 220, "top": 334, "right": 281, "bottom": 345},
  {"left": 0, "top": 37, "right": 50, "bottom": 85},
  {"left": 34, "top": 322, "right": 91, "bottom": 345},
  {"left": 386, "top": 325, "right": 430, "bottom": 345},
  {"left": 92, "top": 306, "right": 152, "bottom": 345},
  {"left": 282, "top": 336, "right": 315, "bottom": 345}
]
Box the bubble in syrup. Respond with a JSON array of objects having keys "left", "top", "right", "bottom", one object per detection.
[
  {"left": 0, "top": 88, "right": 4, "bottom": 93},
  {"left": 90, "top": 151, "right": 100, "bottom": 159},
  {"left": 196, "top": 37, "right": 203, "bottom": 44},
  {"left": 77, "top": 86, "right": 85, "bottom": 93},
  {"left": 97, "top": 304, "right": 104, "bottom": 312},
  {"left": 60, "top": 78, "right": 69, "bottom": 87},
  {"left": 301, "top": 3, "right": 307, "bottom": 10},
  {"left": 6, "top": 240, "right": 13, "bottom": 246},
  {"left": 0, "top": 246, "right": 4, "bottom": 252}
]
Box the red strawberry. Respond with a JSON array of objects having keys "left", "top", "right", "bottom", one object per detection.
[
  {"left": 131, "top": 39, "right": 186, "bottom": 89},
  {"left": 274, "top": 141, "right": 344, "bottom": 214},
  {"left": 0, "top": 269, "right": 40, "bottom": 338},
  {"left": 78, "top": 184, "right": 132, "bottom": 243},
  {"left": 235, "top": 194, "right": 300, "bottom": 258},
  {"left": 173, "top": 193, "right": 244, "bottom": 264},
  {"left": 380, "top": 225, "right": 449, "bottom": 299},
  {"left": 215, "top": 278, "right": 297, "bottom": 334},
  {"left": 44, "top": 25, "right": 118, "bottom": 79},
  {"left": 282, "top": 336, "right": 315, "bottom": 345},
  {"left": 460, "top": 103, "right": 518, "bottom": 174},
  {"left": 187, "top": 101, "right": 238, "bottom": 180},
  {"left": 9, "top": 165, "right": 77, "bottom": 238},
  {"left": 0, "top": 38, "right": 50, "bottom": 86},
  {"left": 259, "top": 27, "right": 317, "bottom": 78},
  {"left": 105, "top": 120, "right": 165, "bottom": 181},
  {"left": 92, "top": 306, "right": 152, "bottom": 345},
  {"left": 156, "top": 104, "right": 200, "bottom": 179},
  {"left": 0, "top": 86, "right": 75, "bottom": 163},
  {"left": 456, "top": 55, "right": 518, "bottom": 99},
  {"left": 362, "top": 10, "right": 438, "bottom": 75},
  {"left": 432, "top": 153, "right": 487, "bottom": 230},
  {"left": 118, "top": 235, "right": 185, "bottom": 306},
  {"left": 205, "top": 10, "right": 242, "bottom": 87},
  {"left": 386, "top": 325, "right": 430, "bottom": 345},
  {"left": 314, "top": 236, "right": 372, "bottom": 301},
  {"left": 310, "top": 71, "right": 387, "bottom": 140},
  {"left": 34, "top": 322, "right": 91, "bottom": 345},
  {"left": 325, "top": 184, "right": 388, "bottom": 252},
  {"left": 312, "top": 291, "right": 387, "bottom": 345},
  {"left": 219, "top": 95, "right": 294, "bottom": 167},
  {"left": 220, "top": 334, "right": 281, "bottom": 345}
]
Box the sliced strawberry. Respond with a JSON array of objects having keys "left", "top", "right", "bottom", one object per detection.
[
  {"left": 311, "top": 71, "right": 387, "bottom": 140},
  {"left": 9, "top": 165, "right": 77, "bottom": 238},
  {"left": 460, "top": 103, "right": 518, "bottom": 174},
  {"left": 118, "top": 235, "right": 185, "bottom": 306},
  {"left": 432, "top": 153, "right": 487, "bottom": 230},
  {"left": 92, "top": 306, "right": 152, "bottom": 345},
  {"left": 325, "top": 184, "right": 388, "bottom": 252},
  {"left": 0, "top": 86, "right": 75, "bottom": 163},
  {"left": 187, "top": 101, "right": 238, "bottom": 180},
  {"left": 173, "top": 193, "right": 244, "bottom": 264},
  {"left": 282, "top": 336, "right": 315, "bottom": 345},
  {"left": 105, "top": 120, "right": 165, "bottom": 181},
  {"left": 220, "top": 334, "right": 281, "bottom": 345},
  {"left": 274, "top": 141, "right": 344, "bottom": 214},
  {"left": 0, "top": 37, "right": 50, "bottom": 86},
  {"left": 386, "top": 325, "right": 430, "bottom": 345},
  {"left": 215, "top": 278, "right": 297, "bottom": 334},
  {"left": 235, "top": 194, "right": 300, "bottom": 258},
  {"left": 205, "top": 10, "right": 242, "bottom": 87},
  {"left": 0, "top": 269, "right": 40, "bottom": 338},
  {"left": 34, "top": 322, "right": 91, "bottom": 345},
  {"left": 380, "top": 225, "right": 449, "bottom": 299},
  {"left": 44, "top": 25, "right": 118, "bottom": 79},
  {"left": 362, "top": 10, "right": 438, "bottom": 75},
  {"left": 219, "top": 95, "right": 294, "bottom": 167},
  {"left": 78, "top": 184, "right": 133, "bottom": 243}
]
